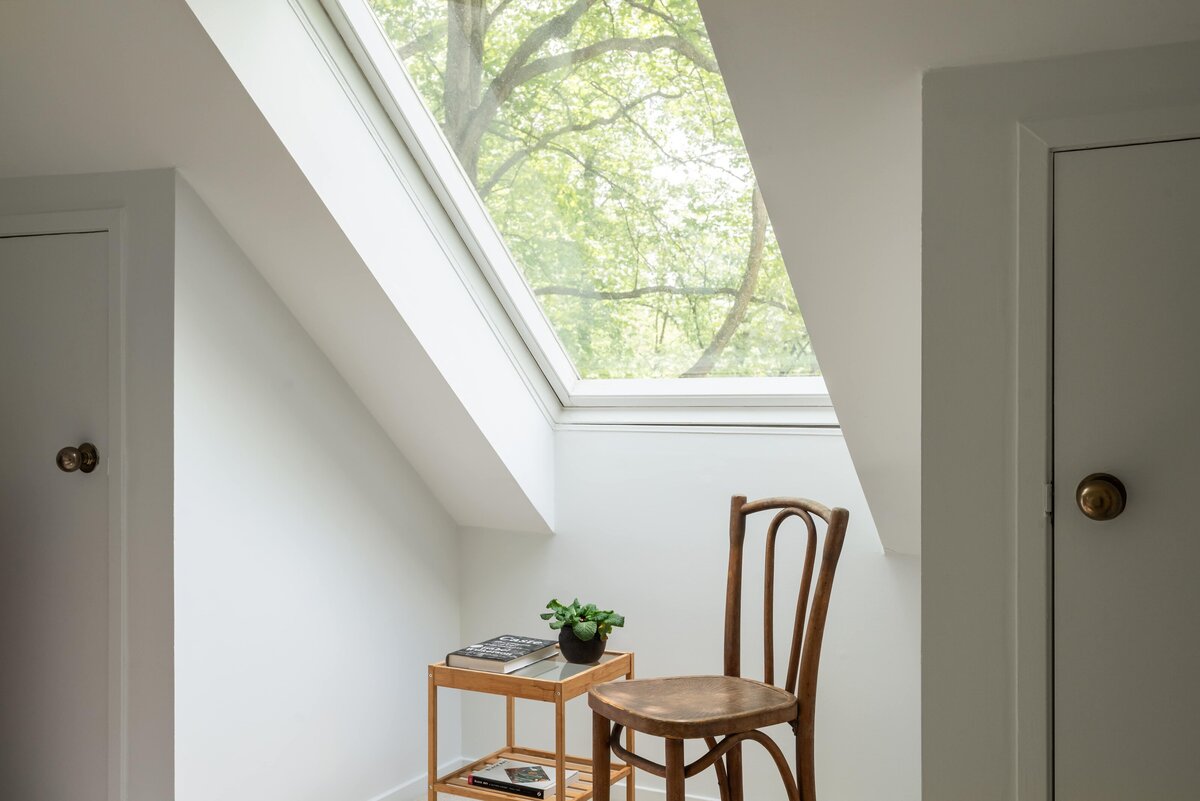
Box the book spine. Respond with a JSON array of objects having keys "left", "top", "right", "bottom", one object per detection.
[{"left": 468, "top": 776, "right": 546, "bottom": 798}]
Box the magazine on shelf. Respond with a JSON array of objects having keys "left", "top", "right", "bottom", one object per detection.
[{"left": 468, "top": 758, "right": 578, "bottom": 799}]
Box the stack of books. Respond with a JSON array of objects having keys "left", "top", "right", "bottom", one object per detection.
[
  {"left": 446, "top": 635, "right": 558, "bottom": 674},
  {"left": 468, "top": 758, "right": 579, "bottom": 799}
]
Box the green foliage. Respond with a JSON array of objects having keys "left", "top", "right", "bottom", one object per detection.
[
  {"left": 367, "top": 0, "right": 820, "bottom": 379},
  {"left": 541, "top": 597, "right": 625, "bottom": 641}
]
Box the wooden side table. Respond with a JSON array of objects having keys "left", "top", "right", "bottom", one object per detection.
[{"left": 429, "top": 651, "right": 635, "bottom": 801}]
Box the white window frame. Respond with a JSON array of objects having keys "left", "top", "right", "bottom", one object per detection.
[{"left": 320, "top": 0, "right": 834, "bottom": 426}]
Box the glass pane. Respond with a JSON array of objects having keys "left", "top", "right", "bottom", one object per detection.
[
  {"left": 368, "top": 0, "right": 820, "bottom": 379},
  {"left": 508, "top": 652, "right": 619, "bottom": 680}
]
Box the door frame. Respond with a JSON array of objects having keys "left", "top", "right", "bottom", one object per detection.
[
  {"left": 1015, "top": 106, "right": 1200, "bottom": 800},
  {"left": 0, "top": 209, "right": 129, "bottom": 801}
]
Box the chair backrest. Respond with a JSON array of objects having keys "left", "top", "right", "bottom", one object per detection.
[{"left": 723, "top": 496, "right": 849, "bottom": 707}]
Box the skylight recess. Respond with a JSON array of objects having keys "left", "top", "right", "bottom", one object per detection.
[{"left": 364, "top": 0, "right": 819, "bottom": 381}]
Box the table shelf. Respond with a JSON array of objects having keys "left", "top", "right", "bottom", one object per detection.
[{"left": 435, "top": 746, "right": 632, "bottom": 801}]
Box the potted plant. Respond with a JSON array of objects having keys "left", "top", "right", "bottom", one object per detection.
[{"left": 541, "top": 598, "right": 625, "bottom": 664}]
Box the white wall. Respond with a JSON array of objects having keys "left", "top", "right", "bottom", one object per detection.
[
  {"left": 922, "top": 40, "right": 1200, "bottom": 801},
  {"left": 459, "top": 429, "right": 919, "bottom": 801},
  {"left": 173, "top": 178, "right": 463, "bottom": 801}
]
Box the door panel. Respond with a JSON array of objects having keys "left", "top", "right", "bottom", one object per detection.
[
  {"left": 1054, "top": 139, "right": 1200, "bottom": 800},
  {"left": 0, "top": 232, "right": 110, "bottom": 800}
]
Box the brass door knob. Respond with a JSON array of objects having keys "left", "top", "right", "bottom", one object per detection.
[
  {"left": 56, "top": 442, "right": 99, "bottom": 474},
  {"left": 1075, "top": 473, "right": 1126, "bottom": 521}
]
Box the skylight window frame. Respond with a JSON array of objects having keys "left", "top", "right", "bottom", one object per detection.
[{"left": 321, "top": 0, "right": 833, "bottom": 421}]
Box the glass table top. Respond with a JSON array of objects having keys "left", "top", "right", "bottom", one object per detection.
[{"left": 507, "top": 652, "right": 623, "bottom": 682}]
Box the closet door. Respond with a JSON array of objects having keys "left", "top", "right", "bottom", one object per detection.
[
  {"left": 0, "top": 231, "right": 111, "bottom": 800},
  {"left": 1053, "top": 138, "right": 1200, "bottom": 800}
]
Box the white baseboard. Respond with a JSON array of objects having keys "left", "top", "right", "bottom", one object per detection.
[
  {"left": 368, "top": 757, "right": 471, "bottom": 801},
  {"left": 628, "top": 784, "right": 718, "bottom": 801}
]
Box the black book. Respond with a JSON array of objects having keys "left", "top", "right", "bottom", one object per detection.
[
  {"left": 468, "top": 775, "right": 546, "bottom": 798},
  {"left": 446, "top": 635, "right": 558, "bottom": 673}
]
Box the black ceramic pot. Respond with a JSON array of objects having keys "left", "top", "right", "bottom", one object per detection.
[{"left": 558, "top": 628, "right": 606, "bottom": 664}]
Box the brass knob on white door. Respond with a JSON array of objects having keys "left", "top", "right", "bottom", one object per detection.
[
  {"left": 56, "top": 442, "right": 99, "bottom": 474},
  {"left": 1075, "top": 473, "right": 1126, "bottom": 521}
]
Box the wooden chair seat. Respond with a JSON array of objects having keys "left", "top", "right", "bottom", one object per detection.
[{"left": 589, "top": 675, "right": 798, "bottom": 739}]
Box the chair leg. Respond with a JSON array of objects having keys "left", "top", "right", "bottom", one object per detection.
[
  {"left": 593, "top": 711, "right": 612, "bottom": 801},
  {"left": 664, "top": 738, "right": 685, "bottom": 801},
  {"left": 726, "top": 743, "right": 744, "bottom": 801},
  {"left": 704, "top": 736, "right": 731, "bottom": 801},
  {"left": 797, "top": 727, "right": 815, "bottom": 801}
]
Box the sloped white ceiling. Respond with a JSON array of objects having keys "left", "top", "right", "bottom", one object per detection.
[{"left": 699, "top": 0, "right": 1200, "bottom": 554}]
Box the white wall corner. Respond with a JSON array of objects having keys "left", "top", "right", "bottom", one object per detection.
[{"left": 366, "top": 757, "right": 469, "bottom": 801}]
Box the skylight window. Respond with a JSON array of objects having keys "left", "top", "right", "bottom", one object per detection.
[{"left": 360, "top": 0, "right": 819, "bottom": 382}]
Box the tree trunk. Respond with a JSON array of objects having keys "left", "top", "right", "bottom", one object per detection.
[
  {"left": 444, "top": 0, "right": 487, "bottom": 181},
  {"left": 683, "top": 186, "right": 768, "bottom": 377}
]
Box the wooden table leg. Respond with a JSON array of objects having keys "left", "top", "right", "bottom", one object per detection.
[
  {"left": 428, "top": 671, "right": 437, "bottom": 801},
  {"left": 555, "top": 691, "right": 567, "bottom": 800},
  {"left": 593, "top": 710, "right": 611, "bottom": 801},
  {"left": 625, "top": 656, "right": 635, "bottom": 801},
  {"left": 506, "top": 695, "right": 515, "bottom": 749}
]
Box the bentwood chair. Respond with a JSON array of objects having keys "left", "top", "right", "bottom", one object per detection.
[{"left": 588, "top": 495, "right": 849, "bottom": 801}]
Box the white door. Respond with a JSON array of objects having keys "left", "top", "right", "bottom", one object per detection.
[
  {"left": 0, "top": 232, "right": 111, "bottom": 800},
  {"left": 1054, "top": 138, "right": 1200, "bottom": 800}
]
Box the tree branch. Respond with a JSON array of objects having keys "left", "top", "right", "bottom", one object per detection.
[
  {"left": 487, "top": 0, "right": 517, "bottom": 24},
  {"left": 467, "top": 33, "right": 715, "bottom": 151},
  {"left": 683, "top": 185, "right": 768, "bottom": 376},
  {"left": 493, "top": 0, "right": 598, "bottom": 89},
  {"left": 623, "top": 0, "right": 676, "bottom": 27},
  {"left": 606, "top": 90, "right": 746, "bottom": 183},
  {"left": 455, "top": 0, "right": 598, "bottom": 164},
  {"left": 397, "top": 22, "right": 447, "bottom": 59},
  {"left": 478, "top": 89, "right": 679, "bottom": 196},
  {"left": 509, "top": 35, "right": 718, "bottom": 88},
  {"left": 538, "top": 141, "right": 693, "bottom": 259},
  {"left": 533, "top": 282, "right": 790, "bottom": 312}
]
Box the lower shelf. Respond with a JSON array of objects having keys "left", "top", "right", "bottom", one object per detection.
[{"left": 435, "top": 746, "right": 633, "bottom": 801}]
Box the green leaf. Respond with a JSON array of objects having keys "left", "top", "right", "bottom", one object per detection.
[
  {"left": 549, "top": 619, "right": 564, "bottom": 630},
  {"left": 539, "top": 612, "right": 554, "bottom": 620},
  {"left": 605, "top": 613, "right": 625, "bottom": 627},
  {"left": 572, "top": 620, "right": 598, "bottom": 641}
]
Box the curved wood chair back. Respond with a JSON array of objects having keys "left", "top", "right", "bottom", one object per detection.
[
  {"left": 723, "top": 496, "right": 849, "bottom": 737},
  {"left": 590, "top": 495, "right": 850, "bottom": 801}
]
